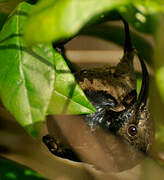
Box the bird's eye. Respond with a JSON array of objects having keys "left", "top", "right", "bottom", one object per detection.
[{"left": 127, "top": 125, "right": 137, "bottom": 136}]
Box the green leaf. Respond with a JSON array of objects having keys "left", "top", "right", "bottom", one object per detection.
[
  {"left": 0, "top": 2, "right": 55, "bottom": 136},
  {"left": 136, "top": 73, "right": 142, "bottom": 95},
  {"left": 0, "top": 2, "right": 96, "bottom": 136},
  {"left": 81, "top": 23, "right": 154, "bottom": 64},
  {"left": 23, "top": 0, "right": 130, "bottom": 45},
  {"left": 0, "top": 156, "right": 47, "bottom": 180},
  {"left": 119, "top": 1, "right": 164, "bottom": 35},
  {"left": 24, "top": 0, "right": 164, "bottom": 45},
  {"left": 47, "top": 51, "right": 95, "bottom": 114}
]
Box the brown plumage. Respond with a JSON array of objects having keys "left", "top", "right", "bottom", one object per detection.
[
  {"left": 76, "top": 50, "right": 136, "bottom": 104},
  {"left": 43, "top": 20, "right": 154, "bottom": 172}
]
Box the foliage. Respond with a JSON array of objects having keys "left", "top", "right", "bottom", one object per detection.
[
  {"left": 0, "top": 0, "right": 164, "bottom": 178},
  {"left": 0, "top": 0, "right": 162, "bottom": 138},
  {"left": 24, "top": 0, "right": 164, "bottom": 45},
  {"left": 0, "top": 2, "right": 95, "bottom": 137}
]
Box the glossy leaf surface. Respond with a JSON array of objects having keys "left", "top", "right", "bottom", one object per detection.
[
  {"left": 0, "top": 2, "right": 95, "bottom": 137},
  {"left": 0, "top": 2, "right": 55, "bottom": 136}
]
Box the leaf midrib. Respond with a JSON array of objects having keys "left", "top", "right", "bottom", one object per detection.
[{"left": 16, "top": 9, "right": 32, "bottom": 124}]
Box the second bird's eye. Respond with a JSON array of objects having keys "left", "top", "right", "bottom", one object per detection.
[{"left": 127, "top": 125, "right": 137, "bottom": 136}]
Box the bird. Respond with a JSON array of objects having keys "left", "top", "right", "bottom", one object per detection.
[{"left": 42, "top": 19, "right": 154, "bottom": 172}]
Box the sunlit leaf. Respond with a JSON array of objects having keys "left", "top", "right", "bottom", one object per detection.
[
  {"left": 0, "top": 2, "right": 55, "bottom": 136},
  {"left": 47, "top": 51, "right": 95, "bottom": 114},
  {"left": 0, "top": 2, "right": 96, "bottom": 137},
  {"left": 24, "top": 0, "right": 164, "bottom": 45},
  {"left": 24, "top": 0, "right": 130, "bottom": 45}
]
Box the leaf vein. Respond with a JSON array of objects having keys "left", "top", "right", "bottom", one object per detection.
[{"left": 16, "top": 10, "right": 33, "bottom": 124}]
